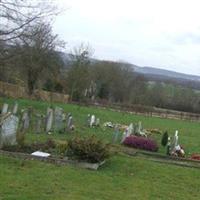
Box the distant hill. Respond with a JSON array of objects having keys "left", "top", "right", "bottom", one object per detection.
[
  {"left": 133, "top": 66, "right": 200, "bottom": 82},
  {"left": 59, "top": 51, "right": 200, "bottom": 88}
]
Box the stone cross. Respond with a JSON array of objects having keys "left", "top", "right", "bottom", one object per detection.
[{"left": 0, "top": 113, "right": 19, "bottom": 148}]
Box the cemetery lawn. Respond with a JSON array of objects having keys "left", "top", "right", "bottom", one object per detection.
[{"left": 1, "top": 97, "right": 200, "bottom": 199}]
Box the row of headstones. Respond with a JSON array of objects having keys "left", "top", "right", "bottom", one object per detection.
[{"left": 0, "top": 103, "right": 76, "bottom": 148}]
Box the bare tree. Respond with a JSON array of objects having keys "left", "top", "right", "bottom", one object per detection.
[
  {"left": 67, "top": 43, "right": 94, "bottom": 101},
  {"left": 0, "top": 0, "right": 59, "bottom": 43}
]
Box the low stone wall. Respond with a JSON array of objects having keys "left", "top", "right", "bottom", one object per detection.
[{"left": 0, "top": 81, "right": 69, "bottom": 103}]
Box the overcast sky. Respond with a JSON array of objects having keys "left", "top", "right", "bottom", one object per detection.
[{"left": 53, "top": 0, "right": 200, "bottom": 75}]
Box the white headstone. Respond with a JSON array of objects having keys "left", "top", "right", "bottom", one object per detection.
[{"left": 90, "top": 115, "right": 95, "bottom": 127}]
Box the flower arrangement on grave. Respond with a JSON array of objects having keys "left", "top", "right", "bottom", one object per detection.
[
  {"left": 123, "top": 135, "right": 159, "bottom": 152},
  {"left": 190, "top": 154, "right": 200, "bottom": 161}
]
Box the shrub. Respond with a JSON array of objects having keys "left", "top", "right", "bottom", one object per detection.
[
  {"left": 161, "top": 131, "right": 168, "bottom": 147},
  {"left": 56, "top": 141, "right": 68, "bottom": 156},
  {"left": 67, "top": 136, "right": 110, "bottom": 163},
  {"left": 123, "top": 136, "right": 158, "bottom": 152}
]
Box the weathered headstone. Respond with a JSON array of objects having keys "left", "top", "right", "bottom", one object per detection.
[
  {"left": 54, "top": 107, "right": 63, "bottom": 132},
  {"left": 12, "top": 102, "right": 18, "bottom": 115},
  {"left": 46, "top": 108, "right": 53, "bottom": 133},
  {"left": 0, "top": 113, "right": 19, "bottom": 148},
  {"left": 35, "top": 114, "right": 42, "bottom": 134},
  {"left": 1, "top": 103, "right": 9, "bottom": 114}
]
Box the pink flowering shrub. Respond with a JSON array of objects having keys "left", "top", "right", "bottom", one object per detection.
[{"left": 123, "top": 136, "right": 159, "bottom": 152}]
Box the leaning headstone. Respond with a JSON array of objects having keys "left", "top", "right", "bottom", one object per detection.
[
  {"left": 0, "top": 113, "right": 19, "bottom": 148},
  {"left": 90, "top": 115, "right": 95, "bottom": 127},
  {"left": 54, "top": 107, "right": 63, "bottom": 132},
  {"left": 112, "top": 125, "right": 120, "bottom": 143},
  {"left": 1, "top": 103, "right": 9, "bottom": 114},
  {"left": 12, "top": 102, "right": 18, "bottom": 115},
  {"left": 46, "top": 109, "right": 53, "bottom": 133},
  {"left": 67, "top": 116, "right": 74, "bottom": 131}
]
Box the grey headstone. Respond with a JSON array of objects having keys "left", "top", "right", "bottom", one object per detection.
[
  {"left": 12, "top": 102, "right": 18, "bottom": 114},
  {"left": 54, "top": 107, "right": 63, "bottom": 131},
  {"left": 2, "top": 103, "right": 9, "bottom": 114},
  {"left": 35, "top": 114, "right": 42, "bottom": 134},
  {"left": 46, "top": 109, "right": 53, "bottom": 133},
  {"left": 21, "top": 110, "right": 30, "bottom": 131},
  {"left": 0, "top": 113, "right": 19, "bottom": 148}
]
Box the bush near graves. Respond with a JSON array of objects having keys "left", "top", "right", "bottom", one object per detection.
[
  {"left": 161, "top": 131, "right": 168, "bottom": 147},
  {"left": 67, "top": 136, "right": 110, "bottom": 163},
  {"left": 56, "top": 141, "right": 68, "bottom": 156},
  {"left": 123, "top": 136, "right": 159, "bottom": 152}
]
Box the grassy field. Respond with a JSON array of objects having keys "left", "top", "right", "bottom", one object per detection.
[{"left": 1, "top": 97, "right": 200, "bottom": 199}]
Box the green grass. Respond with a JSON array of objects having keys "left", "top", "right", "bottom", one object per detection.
[{"left": 1, "top": 97, "right": 200, "bottom": 199}]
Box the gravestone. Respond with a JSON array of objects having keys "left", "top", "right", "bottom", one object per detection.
[
  {"left": 21, "top": 110, "right": 30, "bottom": 131},
  {"left": 2, "top": 103, "right": 9, "bottom": 114},
  {"left": 171, "top": 130, "right": 179, "bottom": 151},
  {"left": 127, "top": 123, "right": 134, "bottom": 136},
  {"left": 12, "top": 102, "right": 18, "bottom": 114},
  {"left": 90, "top": 115, "right": 95, "bottom": 127},
  {"left": 35, "top": 114, "right": 42, "bottom": 134},
  {"left": 67, "top": 115, "right": 74, "bottom": 131},
  {"left": 95, "top": 118, "right": 100, "bottom": 127},
  {"left": 0, "top": 113, "right": 19, "bottom": 148},
  {"left": 54, "top": 107, "right": 63, "bottom": 132},
  {"left": 46, "top": 108, "right": 53, "bottom": 133}
]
